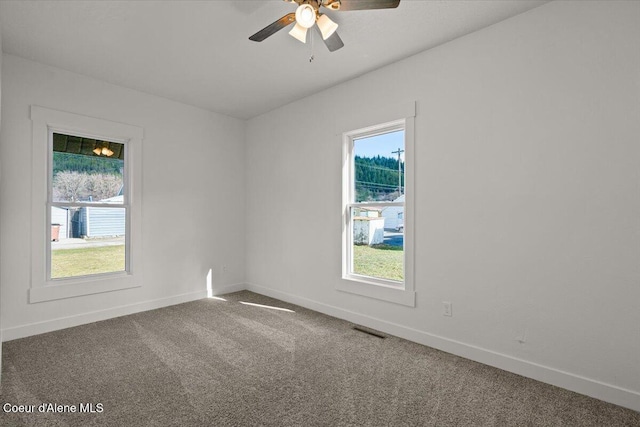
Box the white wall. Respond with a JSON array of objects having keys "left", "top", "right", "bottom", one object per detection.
[
  {"left": 246, "top": 0, "right": 640, "bottom": 411},
  {"left": 0, "top": 54, "right": 245, "bottom": 338}
]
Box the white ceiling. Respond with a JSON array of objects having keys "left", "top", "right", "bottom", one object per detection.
[{"left": 0, "top": 0, "right": 548, "bottom": 119}]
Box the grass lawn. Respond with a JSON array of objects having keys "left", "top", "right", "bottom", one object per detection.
[
  {"left": 353, "top": 244, "right": 404, "bottom": 281},
  {"left": 51, "top": 245, "right": 125, "bottom": 279},
  {"left": 52, "top": 244, "right": 401, "bottom": 280}
]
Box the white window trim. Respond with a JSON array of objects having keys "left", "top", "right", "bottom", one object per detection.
[
  {"left": 30, "top": 106, "right": 143, "bottom": 303},
  {"left": 338, "top": 102, "right": 416, "bottom": 307}
]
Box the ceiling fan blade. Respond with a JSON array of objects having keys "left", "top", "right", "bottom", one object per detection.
[
  {"left": 322, "top": 30, "right": 344, "bottom": 52},
  {"left": 334, "top": 0, "right": 400, "bottom": 11},
  {"left": 249, "top": 13, "right": 296, "bottom": 42}
]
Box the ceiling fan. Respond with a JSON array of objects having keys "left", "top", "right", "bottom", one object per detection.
[{"left": 249, "top": 0, "right": 401, "bottom": 53}]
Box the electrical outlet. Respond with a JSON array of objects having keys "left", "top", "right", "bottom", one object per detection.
[{"left": 443, "top": 301, "right": 452, "bottom": 317}]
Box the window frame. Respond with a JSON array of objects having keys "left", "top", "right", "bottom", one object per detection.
[
  {"left": 339, "top": 103, "right": 416, "bottom": 307},
  {"left": 30, "top": 106, "right": 143, "bottom": 303}
]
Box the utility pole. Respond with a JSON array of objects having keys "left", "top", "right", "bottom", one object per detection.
[{"left": 391, "top": 148, "right": 404, "bottom": 196}]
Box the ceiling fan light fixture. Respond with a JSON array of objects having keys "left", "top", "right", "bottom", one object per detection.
[
  {"left": 317, "top": 14, "right": 338, "bottom": 40},
  {"left": 289, "top": 22, "right": 308, "bottom": 43},
  {"left": 295, "top": 4, "right": 316, "bottom": 29}
]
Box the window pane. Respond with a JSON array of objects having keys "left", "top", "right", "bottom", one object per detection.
[
  {"left": 351, "top": 206, "right": 404, "bottom": 282},
  {"left": 50, "top": 206, "right": 126, "bottom": 279},
  {"left": 52, "top": 133, "right": 124, "bottom": 204},
  {"left": 353, "top": 129, "right": 404, "bottom": 203}
]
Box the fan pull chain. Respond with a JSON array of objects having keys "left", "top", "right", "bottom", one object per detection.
[{"left": 309, "top": 27, "right": 315, "bottom": 63}]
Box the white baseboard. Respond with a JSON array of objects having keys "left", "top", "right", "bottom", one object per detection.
[
  {"left": 4, "top": 282, "right": 638, "bottom": 412},
  {"left": 2, "top": 290, "right": 208, "bottom": 342},
  {"left": 245, "top": 283, "right": 640, "bottom": 413}
]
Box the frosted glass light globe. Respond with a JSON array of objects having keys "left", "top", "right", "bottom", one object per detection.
[{"left": 295, "top": 4, "right": 316, "bottom": 29}]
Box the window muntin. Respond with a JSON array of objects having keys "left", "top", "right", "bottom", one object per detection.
[
  {"left": 345, "top": 123, "right": 406, "bottom": 286},
  {"left": 48, "top": 132, "right": 128, "bottom": 280}
]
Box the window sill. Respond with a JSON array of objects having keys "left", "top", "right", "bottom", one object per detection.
[
  {"left": 29, "top": 274, "right": 140, "bottom": 303},
  {"left": 337, "top": 276, "right": 415, "bottom": 307}
]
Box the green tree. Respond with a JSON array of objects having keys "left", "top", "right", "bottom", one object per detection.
[{"left": 354, "top": 155, "right": 404, "bottom": 202}]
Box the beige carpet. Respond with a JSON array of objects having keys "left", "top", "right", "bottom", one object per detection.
[{"left": 1, "top": 291, "right": 639, "bottom": 426}]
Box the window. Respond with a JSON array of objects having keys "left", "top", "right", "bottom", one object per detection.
[
  {"left": 30, "top": 106, "right": 143, "bottom": 303},
  {"left": 347, "top": 126, "right": 405, "bottom": 284},
  {"left": 49, "top": 132, "right": 127, "bottom": 279},
  {"left": 340, "top": 104, "right": 415, "bottom": 307}
]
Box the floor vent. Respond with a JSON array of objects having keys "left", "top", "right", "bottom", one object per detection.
[{"left": 353, "top": 326, "right": 386, "bottom": 339}]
